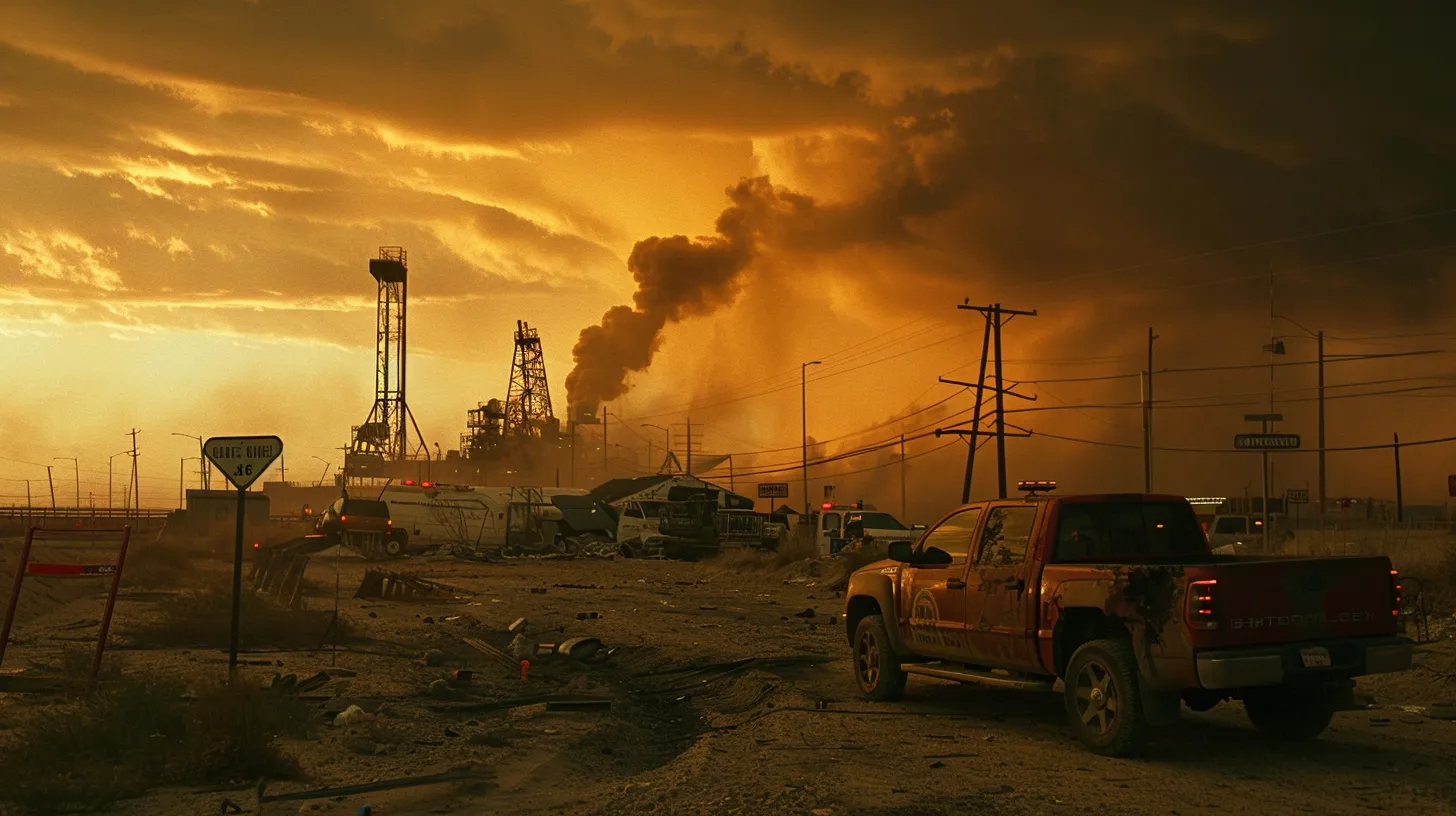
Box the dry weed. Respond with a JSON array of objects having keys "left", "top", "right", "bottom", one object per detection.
[
  {"left": 124, "top": 581, "right": 353, "bottom": 650},
  {"left": 0, "top": 673, "right": 310, "bottom": 813}
]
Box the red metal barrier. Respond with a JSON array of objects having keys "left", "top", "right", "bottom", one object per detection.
[{"left": 0, "top": 526, "right": 132, "bottom": 682}]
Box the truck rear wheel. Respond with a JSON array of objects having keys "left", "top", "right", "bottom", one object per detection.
[
  {"left": 853, "top": 614, "right": 906, "bottom": 701},
  {"left": 383, "top": 535, "right": 406, "bottom": 558},
  {"left": 1065, "top": 638, "right": 1147, "bottom": 756},
  {"left": 1244, "top": 687, "right": 1334, "bottom": 740}
]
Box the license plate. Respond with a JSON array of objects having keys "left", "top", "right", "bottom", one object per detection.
[{"left": 1300, "top": 647, "right": 1331, "bottom": 668}]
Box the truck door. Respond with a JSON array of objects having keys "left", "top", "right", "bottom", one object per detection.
[
  {"left": 964, "top": 504, "right": 1041, "bottom": 669},
  {"left": 900, "top": 506, "right": 984, "bottom": 659}
]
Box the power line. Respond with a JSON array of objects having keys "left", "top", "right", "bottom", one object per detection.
[
  {"left": 1018, "top": 349, "right": 1445, "bottom": 385},
  {"left": 1033, "top": 430, "right": 1456, "bottom": 456}
]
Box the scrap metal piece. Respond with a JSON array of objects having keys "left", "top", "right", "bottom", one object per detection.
[{"left": 354, "top": 569, "right": 452, "bottom": 601}]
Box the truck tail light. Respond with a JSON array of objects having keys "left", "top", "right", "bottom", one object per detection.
[
  {"left": 340, "top": 515, "right": 347, "bottom": 524},
  {"left": 1187, "top": 579, "right": 1218, "bottom": 630},
  {"left": 1390, "top": 569, "right": 1403, "bottom": 619}
]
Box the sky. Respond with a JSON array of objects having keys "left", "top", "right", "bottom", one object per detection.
[{"left": 2, "top": 1, "right": 1455, "bottom": 516}]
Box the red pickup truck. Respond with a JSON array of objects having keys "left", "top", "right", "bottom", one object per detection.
[{"left": 843, "top": 484, "right": 1413, "bottom": 756}]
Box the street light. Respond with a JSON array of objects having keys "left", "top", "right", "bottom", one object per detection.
[
  {"left": 310, "top": 455, "right": 332, "bottom": 487},
  {"left": 107, "top": 450, "right": 130, "bottom": 513},
  {"left": 802, "top": 360, "right": 822, "bottom": 515},
  {"left": 172, "top": 432, "right": 207, "bottom": 490},
  {"left": 1273, "top": 314, "right": 1327, "bottom": 537},
  {"left": 54, "top": 457, "right": 79, "bottom": 509},
  {"left": 180, "top": 456, "right": 201, "bottom": 509},
  {"left": 641, "top": 424, "right": 669, "bottom": 474}
]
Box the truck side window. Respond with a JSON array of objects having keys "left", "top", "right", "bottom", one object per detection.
[
  {"left": 624, "top": 503, "right": 644, "bottom": 519},
  {"left": 824, "top": 513, "right": 842, "bottom": 535},
  {"left": 977, "top": 506, "right": 1037, "bottom": 566},
  {"left": 918, "top": 508, "right": 983, "bottom": 559},
  {"left": 1213, "top": 516, "right": 1246, "bottom": 534}
]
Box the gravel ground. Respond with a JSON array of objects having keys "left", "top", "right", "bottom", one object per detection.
[{"left": 2, "top": 541, "right": 1454, "bottom": 816}]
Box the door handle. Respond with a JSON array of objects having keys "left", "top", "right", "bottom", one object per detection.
[
  {"left": 1004, "top": 578, "right": 1025, "bottom": 593},
  {"left": 947, "top": 578, "right": 967, "bottom": 590}
]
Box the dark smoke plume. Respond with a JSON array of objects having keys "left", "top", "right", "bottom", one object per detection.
[{"left": 565, "top": 177, "right": 807, "bottom": 412}]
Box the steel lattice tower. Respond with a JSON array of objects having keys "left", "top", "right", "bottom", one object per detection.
[
  {"left": 505, "top": 320, "right": 556, "bottom": 437},
  {"left": 352, "top": 246, "right": 429, "bottom": 464}
]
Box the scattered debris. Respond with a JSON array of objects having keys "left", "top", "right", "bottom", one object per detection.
[
  {"left": 427, "top": 679, "right": 450, "bottom": 697},
  {"left": 256, "top": 768, "right": 491, "bottom": 804},
  {"left": 423, "top": 649, "right": 446, "bottom": 667},
  {"left": 428, "top": 693, "right": 612, "bottom": 714},
  {"left": 553, "top": 583, "right": 602, "bottom": 590},
  {"left": 462, "top": 637, "right": 517, "bottom": 670},
  {"left": 530, "top": 588, "right": 548, "bottom": 595},
  {"left": 508, "top": 618, "right": 528, "bottom": 634},
  {"left": 545, "top": 699, "right": 612, "bottom": 713},
  {"left": 929, "top": 761, "right": 946, "bottom": 769},
  {"left": 556, "top": 637, "right": 604, "bottom": 661},
  {"left": 576, "top": 611, "right": 601, "bottom": 620},
  {"left": 334, "top": 705, "right": 371, "bottom": 727},
  {"left": 354, "top": 569, "right": 456, "bottom": 601},
  {"left": 794, "top": 608, "right": 816, "bottom": 619},
  {"left": 1430, "top": 701, "right": 1456, "bottom": 721},
  {"left": 449, "top": 669, "right": 473, "bottom": 685}
]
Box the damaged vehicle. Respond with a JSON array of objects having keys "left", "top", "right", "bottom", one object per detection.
[{"left": 843, "top": 481, "right": 1413, "bottom": 756}]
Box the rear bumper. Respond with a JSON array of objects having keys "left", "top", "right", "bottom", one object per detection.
[{"left": 1195, "top": 636, "right": 1414, "bottom": 690}]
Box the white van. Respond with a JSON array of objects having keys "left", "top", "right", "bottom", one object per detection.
[{"left": 379, "top": 482, "right": 588, "bottom": 552}]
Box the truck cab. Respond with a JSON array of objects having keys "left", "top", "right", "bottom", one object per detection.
[{"left": 816, "top": 501, "right": 921, "bottom": 555}]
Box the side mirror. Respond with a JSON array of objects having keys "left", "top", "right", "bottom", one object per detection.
[{"left": 887, "top": 541, "right": 915, "bottom": 562}]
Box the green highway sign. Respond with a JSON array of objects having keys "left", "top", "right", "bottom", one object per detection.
[{"left": 1233, "top": 433, "right": 1301, "bottom": 451}]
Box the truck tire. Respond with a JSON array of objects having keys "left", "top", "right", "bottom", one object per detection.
[
  {"left": 1244, "top": 687, "right": 1335, "bottom": 740},
  {"left": 1064, "top": 638, "right": 1147, "bottom": 756},
  {"left": 852, "top": 614, "right": 907, "bottom": 702},
  {"left": 384, "top": 535, "right": 406, "bottom": 558}
]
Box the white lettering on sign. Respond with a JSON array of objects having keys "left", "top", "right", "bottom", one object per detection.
[{"left": 203, "top": 435, "right": 284, "bottom": 490}]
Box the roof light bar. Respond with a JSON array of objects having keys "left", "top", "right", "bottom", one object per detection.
[{"left": 1016, "top": 480, "right": 1057, "bottom": 494}]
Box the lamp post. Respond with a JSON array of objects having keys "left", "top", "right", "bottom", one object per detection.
[
  {"left": 311, "top": 456, "right": 331, "bottom": 487},
  {"left": 641, "top": 424, "right": 669, "bottom": 474},
  {"left": 172, "top": 432, "right": 207, "bottom": 489},
  {"left": 180, "top": 456, "right": 201, "bottom": 509},
  {"left": 54, "top": 457, "right": 79, "bottom": 508},
  {"left": 107, "top": 450, "right": 130, "bottom": 513},
  {"left": 1273, "top": 315, "right": 1327, "bottom": 539},
  {"left": 802, "top": 360, "right": 822, "bottom": 515}
]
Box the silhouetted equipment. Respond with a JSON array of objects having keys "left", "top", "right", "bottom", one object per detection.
[
  {"left": 506, "top": 320, "right": 557, "bottom": 438},
  {"left": 348, "top": 247, "right": 429, "bottom": 476}
]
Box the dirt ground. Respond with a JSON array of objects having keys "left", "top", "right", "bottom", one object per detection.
[{"left": 2, "top": 538, "right": 1455, "bottom": 816}]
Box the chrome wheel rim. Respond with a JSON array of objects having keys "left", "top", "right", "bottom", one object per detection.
[
  {"left": 856, "top": 628, "right": 881, "bottom": 688},
  {"left": 1075, "top": 659, "right": 1118, "bottom": 736}
]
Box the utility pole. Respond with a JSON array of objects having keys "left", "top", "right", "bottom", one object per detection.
[
  {"left": 1317, "top": 330, "right": 1326, "bottom": 538},
  {"left": 801, "top": 360, "right": 822, "bottom": 514},
  {"left": 686, "top": 416, "right": 692, "bottom": 476},
  {"left": 128, "top": 429, "right": 140, "bottom": 517},
  {"left": 602, "top": 407, "right": 610, "bottom": 479},
  {"left": 728, "top": 454, "right": 735, "bottom": 493},
  {"left": 899, "top": 434, "right": 907, "bottom": 520},
  {"left": 956, "top": 302, "right": 1037, "bottom": 498},
  {"left": 1393, "top": 432, "right": 1404, "bottom": 524},
  {"left": 46, "top": 465, "right": 56, "bottom": 508},
  {"left": 962, "top": 315, "right": 992, "bottom": 503},
  {"left": 1143, "top": 328, "right": 1157, "bottom": 492}
]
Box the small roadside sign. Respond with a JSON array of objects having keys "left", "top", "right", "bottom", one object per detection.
[
  {"left": 1448, "top": 475, "right": 1456, "bottom": 498},
  {"left": 202, "top": 434, "right": 283, "bottom": 674},
  {"left": 204, "top": 436, "right": 284, "bottom": 490},
  {"left": 758, "top": 482, "right": 789, "bottom": 499},
  {"left": 1286, "top": 488, "right": 1309, "bottom": 504},
  {"left": 1233, "top": 433, "right": 1301, "bottom": 451}
]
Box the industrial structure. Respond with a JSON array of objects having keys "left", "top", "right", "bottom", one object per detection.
[{"left": 346, "top": 247, "right": 430, "bottom": 480}]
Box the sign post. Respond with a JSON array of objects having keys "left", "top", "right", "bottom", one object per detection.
[
  {"left": 757, "top": 482, "right": 789, "bottom": 513},
  {"left": 203, "top": 435, "right": 283, "bottom": 674}
]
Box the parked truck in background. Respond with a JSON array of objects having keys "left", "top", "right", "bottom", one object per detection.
[
  {"left": 843, "top": 482, "right": 1412, "bottom": 756},
  {"left": 817, "top": 502, "right": 923, "bottom": 555}
]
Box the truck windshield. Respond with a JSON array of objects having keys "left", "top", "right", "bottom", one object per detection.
[
  {"left": 1053, "top": 502, "right": 1207, "bottom": 561},
  {"left": 342, "top": 499, "right": 390, "bottom": 517},
  {"left": 857, "top": 512, "right": 906, "bottom": 530}
]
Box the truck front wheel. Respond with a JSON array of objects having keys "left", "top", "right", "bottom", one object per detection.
[
  {"left": 1244, "top": 687, "right": 1335, "bottom": 740},
  {"left": 852, "top": 614, "right": 906, "bottom": 702},
  {"left": 1065, "top": 638, "right": 1148, "bottom": 757}
]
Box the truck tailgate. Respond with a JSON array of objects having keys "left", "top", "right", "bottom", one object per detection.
[{"left": 1188, "top": 556, "right": 1397, "bottom": 648}]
